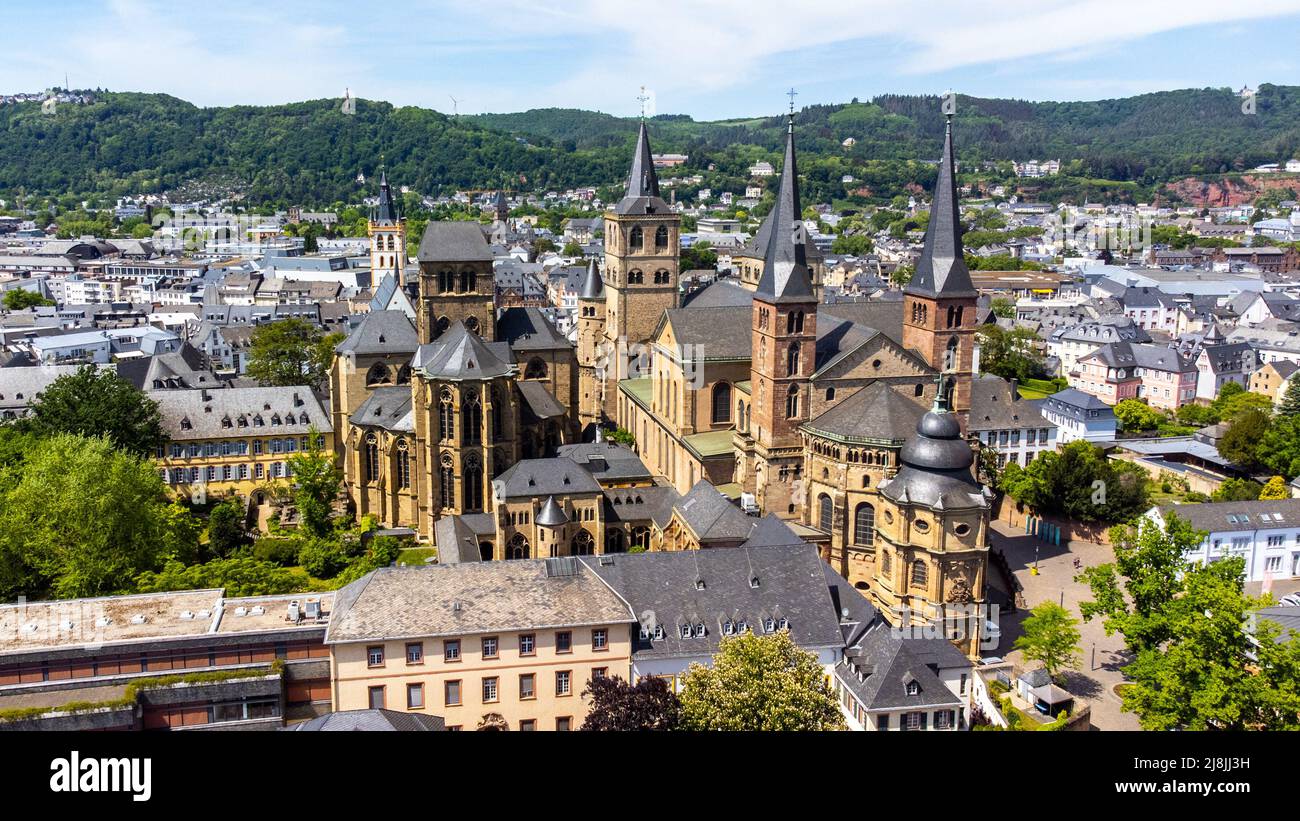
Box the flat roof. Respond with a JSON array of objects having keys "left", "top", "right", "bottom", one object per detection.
[{"left": 0, "top": 589, "right": 334, "bottom": 655}]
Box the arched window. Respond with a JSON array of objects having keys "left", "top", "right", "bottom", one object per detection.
[
  {"left": 785, "top": 384, "right": 799, "bottom": 419},
  {"left": 366, "top": 363, "right": 390, "bottom": 385},
  {"left": 944, "top": 336, "right": 958, "bottom": 372},
  {"left": 439, "top": 453, "right": 455, "bottom": 510},
  {"left": 490, "top": 386, "right": 504, "bottom": 439},
  {"left": 438, "top": 389, "right": 454, "bottom": 442},
  {"left": 787, "top": 311, "right": 804, "bottom": 333},
  {"left": 825, "top": 386, "right": 835, "bottom": 401},
  {"left": 463, "top": 393, "right": 482, "bottom": 445},
  {"left": 911, "top": 560, "right": 928, "bottom": 588},
  {"left": 818, "top": 494, "right": 833, "bottom": 532},
  {"left": 396, "top": 364, "right": 411, "bottom": 385},
  {"left": 881, "top": 551, "right": 891, "bottom": 576},
  {"left": 459, "top": 268, "right": 475, "bottom": 293},
  {"left": 438, "top": 269, "right": 454, "bottom": 293},
  {"left": 628, "top": 269, "right": 644, "bottom": 284},
  {"left": 364, "top": 434, "right": 379, "bottom": 483},
  {"left": 786, "top": 342, "right": 800, "bottom": 377},
  {"left": 854, "top": 504, "right": 875, "bottom": 546},
  {"left": 606, "top": 529, "right": 626, "bottom": 554},
  {"left": 435, "top": 315, "right": 450, "bottom": 337},
  {"left": 571, "top": 530, "right": 595, "bottom": 555},
  {"left": 464, "top": 454, "right": 483, "bottom": 512},
  {"left": 914, "top": 383, "right": 924, "bottom": 397},
  {"left": 630, "top": 526, "right": 651, "bottom": 551},
  {"left": 396, "top": 440, "right": 411, "bottom": 489},
  {"left": 507, "top": 533, "right": 530, "bottom": 560},
  {"left": 629, "top": 226, "right": 643, "bottom": 250},
  {"left": 525, "top": 357, "right": 548, "bottom": 379},
  {"left": 465, "top": 315, "right": 479, "bottom": 335},
  {"left": 711, "top": 382, "right": 732, "bottom": 424},
  {"left": 654, "top": 225, "right": 668, "bottom": 251}
]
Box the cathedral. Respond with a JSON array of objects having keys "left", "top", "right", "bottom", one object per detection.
[{"left": 330, "top": 107, "right": 992, "bottom": 655}]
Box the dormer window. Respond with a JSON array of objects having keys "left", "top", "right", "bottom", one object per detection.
[
  {"left": 694, "top": 578, "right": 705, "bottom": 590},
  {"left": 653, "top": 625, "right": 665, "bottom": 640},
  {"left": 764, "top": 617, "right": 776, "bottom": 633},
  {"left": 723, "top": 620, "right": 735, "bottom": 636},
  {"left": 680, "top": 624, "right": 691, "bottom": 639},
  {"left": 906, "top": 681, "right": 920, "bottom": 696},
  {"left": 777, "top": 617, "right": 788, "bottom": 630},
  {"left": 695, "top": 622, "right": 705, "bottom": 637},
  {"left": 750, "top": 576, "right": 760, "bottom": 588}
]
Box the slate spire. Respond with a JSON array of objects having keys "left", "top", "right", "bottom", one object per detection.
[
  {"left": 579, "top": 258, "right": 604, "bottom": 300},
  {"left": 905, "top": 115, "right": 977, "bottom": 299},
  {"left": 373, "top": 169, "right": 400, "bottom": 224},
  {"left": 626, "top": 120, "right": 661, "bottom": 201},
  {"left": 755, "top": 114, "right": 814, "bottom": 303}
]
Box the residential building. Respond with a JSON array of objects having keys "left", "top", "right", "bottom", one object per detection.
[
  {"left": 1037, "top": 388, "right": 1118, "bottom": 444},
  {"left": 1150, "top": 499, "right": 1300, "bottom": 584}
]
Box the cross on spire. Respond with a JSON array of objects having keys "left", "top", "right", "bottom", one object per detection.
[
  {"left": 637, "top": 86, "right": 650, "bottom": 120},
  {"left": 786, "top": 87, "right": 798, "bottom": 115}
]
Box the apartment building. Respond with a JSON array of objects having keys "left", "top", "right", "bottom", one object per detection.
[
  {"left": 966, "top": 376, "right": 1057, "bottom": 468},
  {"left": 1151, "top": 499, "right": 1300, "bottom": 584},
  {"left": 1071, "top": 342, "right": 1197, "bottom": 411},
  {"left": 325, "top": 559, "right": 637, "bottom": 731},
  {"left": 151, "top": 386, "right": 334, "bottom": 501}
]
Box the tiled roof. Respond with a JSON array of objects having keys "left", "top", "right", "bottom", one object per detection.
[
  {"left": 151, "top": 386, "right": 331, "bottom": 439},
  {"left": 804, "top": 381, "right": 925, "bottom": 443}
]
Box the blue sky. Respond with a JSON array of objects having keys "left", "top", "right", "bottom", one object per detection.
[{"left": 5, "top": 0, "right": 1300, "bottom": 119}]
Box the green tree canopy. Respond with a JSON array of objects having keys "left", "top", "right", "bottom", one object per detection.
[
  {"left": 1014, "top": 601, "right": 1081, "bottom": 677},
  {"left": 678, "top": 630, "right": 845, "bottom": 731},
  {"left": 999, "top": 441, "right": 1148, "bottom": 524},
  {"left": 1277, "top": 376, "right": 1300, "bottom": 417},
  {"left": 2, "top": 289, "right": 54, "bottom": 310},
  {"left": 976, "top": 324, "right": 1044, "bottom": 382},
  {"left": 0, "top": 434, "right": 199, "bottom": 599},
  {"left": 286, "top": 427, "right": 341, "bottom": 539},
  {"left": 1216, "top": 407, "right": 1271, "bottom": 472},
  {"left": 1113, "top": 399, "right": 1162, "bottom": 433},
  {"left": 245, "top": 319, "right": 342, "bottom": 389},
  {"left": 23, "top": 365, "right": 166, "bottom": 457}
]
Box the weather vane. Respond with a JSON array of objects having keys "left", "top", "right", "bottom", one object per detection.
[
  {"left": 786, "top": 87, "right": 798, "bottom": 115},
  {"left": 637, "top": 86, "right": 650, "bottom": 120}
]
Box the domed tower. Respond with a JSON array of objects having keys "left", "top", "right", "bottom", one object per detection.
[
  {"left": 874, "top": 380, "right": 991, "bottom": 657},
  {"left": 575, "top": 259, "right": 607, "bottom": 436}
]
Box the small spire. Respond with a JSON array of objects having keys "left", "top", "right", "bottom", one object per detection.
[
  {"left": 754, "top": 107, "right": 813, "bottom": 304},
  {"left": 614, "top": 119, "right": 669, "bottom": 215},
  {"left": 905, "top": 112, "right": 977, "bottom": 299},
  {"left": 579, "top": 258, "right": 604, "bottom": 300}
]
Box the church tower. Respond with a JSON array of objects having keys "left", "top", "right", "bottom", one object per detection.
[
  {"left": 575, "top": 258, "right": 607, "bottom": 436},
  {"left": 749, "top": 114, "right": 817, "bottom": 520},
  {"left": 369, "top": 170, "right": 408, "bottom": 286},
  {"left": 902, "top": 114, "right": 978, "bottom": 422},
  {"left": 602, "top": 121, "right": 680, "bottom": 390}
]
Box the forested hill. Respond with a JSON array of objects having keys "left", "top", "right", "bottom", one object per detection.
[{"left": 4, "top": 85, "right": 1300, "bottom": 208}]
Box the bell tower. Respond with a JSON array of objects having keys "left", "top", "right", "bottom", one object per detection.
[
  {"left": 576, "top": 258, "right": 607, "bottom": 436},
  {"left": 902, "top": 113, "right": 978, "bottom": 421},
  {"left": 749, "top": 113, "right": 816, "bottom": 520},
  {"left": 602, "top": 119, "right": 680, "bottom": 396},
  {"left": 369, "top": 170, "right": 407, "bottom": 286}
]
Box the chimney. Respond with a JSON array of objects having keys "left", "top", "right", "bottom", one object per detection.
[{"left": 1009, "top": 378, "right": 1019, "bottom": 400}]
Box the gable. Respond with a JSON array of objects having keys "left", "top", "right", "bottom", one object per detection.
[{"left": 814, "top": 332, "right": 933, "bottom": 382}]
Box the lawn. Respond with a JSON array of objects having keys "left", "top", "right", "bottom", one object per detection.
[{"left": 397, "top": 547, "right": 437, "bottom": 566}]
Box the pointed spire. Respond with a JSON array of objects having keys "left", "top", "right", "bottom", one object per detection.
[
  {"left": 755, "top": 113, "right": 814, "bottom": 304},
  {"left": 536, "top": 495, "right": 568, "bottom": 527},
  {"left": 905, "top": 115, "right": 977, "bottom": 299},
  {"left": 494, "top": 189, "right": 508, "bottom": 222},
  {"left": 614, "top": 121, "right": 670, "bottom": 215},
  {"left": 373, "top": 168, "right": 400, "bottom": 224},
  {"left": 579, "top": 258, "right": 604, "bottom": 300}
]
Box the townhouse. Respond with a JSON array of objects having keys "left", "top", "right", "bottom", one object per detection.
[{"left": 1151, "top": 499, "right": 1300, "bottom": 584}]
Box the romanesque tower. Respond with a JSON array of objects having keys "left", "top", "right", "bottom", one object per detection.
[
  {"left": 902, "top": 114, "right": 978, "bottom": 422},
  {"left": 575, "top": 258, "right": 607, "bottom": 436},
  {"left": 602, "top": 121, "right": 680, "bottom": 397},
  {"left": 749, "top": 115, "right": 817, "bottom": 520}
]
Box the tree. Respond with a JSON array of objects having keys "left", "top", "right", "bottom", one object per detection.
[
  {"left": 1261, "top": 415, "right": 1300, "bottom": 479},
  {"left": 1113, "top": 399, "right": 1162, "bottom": 433},
  {"left": 1277, "top": 376, "right": 1300, "bottom": 417},
  {"left": 23, "top": 365, "right": 166, "bottom": 456},
  {"left": 680, "top": 241, "right": 717, "bottom": 271},
  {"left": 989, "top": 297, "right": 1016, "bottom": 319},
  {"left": 1259, "top": 475, "right": 1290, "bottom": 500},
  {"left": 677, "top": 631, "right": 846, "bottom": 731},
  {"left": 1175, "top": 402, "right": 1218, "bottom": 427},
  {"left": 830, "top": 233, "right": 873, "bottom": 256},
  {"left": 976, "top": 324, "right": 1043, "bottom": 382},
  {"left": 1217, "top": 407, "right": 1271, "bottom": 471},
  {"left": 207, "top": 497, "right": 250, "bottom": 559},
  {"left": 135, "top": 557, "right": 313, "bottom": 597},
  {"left": 561, "top": 240, "right": 584, "bottom": 257},
  {"left": 245, "top": 319, "right": 341, "bottom": 389},
  {"left": 531, "top": 238, "right": 556, "bottom": 258},
  {"left": 286, "top": 427, "right": 341, "bottom": 539},
  {"left": 580, "top": 675, "right": 681, "bottom": 731},
  {"left": 1084, "top": 514, "right": 1300, "bottom": 729},
  {"left": 1211, "top": 478, "right": 1263, "bottom": 502},
  {"left": 0, "top": 435, "right": 196, "bottom": 599},
  {"left": 1000, "top": 441, "right": 1148, "bottom": 524},
  {"left": 1014, "top": 601, "right": 1081, "bottom": 677},
  {"left": 2, "top": 289, "right": 53, "bottom": 310}
]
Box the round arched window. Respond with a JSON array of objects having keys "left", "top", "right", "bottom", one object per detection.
[
  {"left": 954, "top": 523, "right": 971, "bottom": 536},
  {"left": 914, "top": 519, "right": 930, "bottom": 532}
]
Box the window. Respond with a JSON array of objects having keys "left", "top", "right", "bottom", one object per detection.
[
  {"left": 1265, "top": 556, "right": 1282, "bottom": 572},
  {"left": 406, "top": 642, "right": 423, "bottom": 665},
  {"left": 444, "top": 640, "right": 461, "bottom": 662},
  {"left": 367, "top": 645, "right": 385, "bottom": 668},
  {"left": 785, "top": 385, "right": 799, "bottom": 419},
  {"left": 556, "top": 670, "right": 572, "bottom": 696},
  {"left": 592, "top": 629, "right": 608, "bottom": 651},
  {"left": 519, "top": 633, "right": 536, "bottom": 656},
  {"left": 519, "top": 719, "right": 536, "bottom": 731},
  {"left": 556, "top": 631, "right": 572, "bottom": 653},
  {"left": 936, "top": 710, "right": 952, "bottom": 730},
  {"left": 368, "top": 686, "right": 385, "bottom": 709},
  {"left": 556, "top": 717, "right": 572, "bottom": 731},
  {"left": 445, "top": 680, "right": 462, "bottom": 706},
  {"left": 438, "top": 389, "right": 454, "bottom": 442},
  {"left": 911, "top": 561, "right": 928, "bottom": 588},
  {"left": 482, "top": 636, "right": 499, "bottom": 659},
  {"left": 906, "top": 681, "right": 920, "bottom": 696},
  {"left": 904, "top": 711, "right": 924, "bottom": 731},
  {"left": 878, "top": 714, "right": 890, "bottom": 731},
  {"left": 407, "top": 683, "right": 424, "bottom": 709},
  {"left": 593, "top": 667, "right": 608, "bottom": 680},
  {"left": 711, "top": 382, "right": 732, "bottom": 424},
  {"left": 655, "top": 224, "right": 669, "bottom": 251},
  {"left": 519, "top": 674, "right": 536, "bottom": 700},
  {"left": 482, "top": 677, "right": 499, "bottom": 703},
  {"left": 787, "top": 341, "right": 801, "bottom": 376},
  {"left": 818, "top": 494, "right": 833, "bottom": 532},
  {"left": 854, "top": 504, "right": 875, "bottom": 546}
]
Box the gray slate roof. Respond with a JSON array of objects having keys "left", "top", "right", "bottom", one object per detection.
[
  {"left": 1156, "top": 498, "right": 1300, "bottom": 533},
  {"left": 497, "top": 307, "right": 569, "bottom": 351},
  {"left": 326, "top": 562, "right": 635, "bottom": 643},
  {"left": 578, "top": 544, "right": 844, "bottom": 660},
  {"left": 289, "top": 709, "right": 444, "bottom": 731},
  {"left": 494, "top": 457, "right": 603, "bottom": 499},
  {"left": 673, "top": 480, "right": 756, "bottom": 541},
  {"left": 556, "top": 441, "right": 652, "bottom": 484},
  {"left": 350, "top": 386, "right": 414, "bottom": 432},
  {"left": 805, "top": 381, "right": 926, "bottom": 443},
  {"left": 967, "top": 375, "right": 1052, "bottom": 432},
  {"left": 754, "top": 121, "right": 816, "bottom": 304},
  {"left": 151, "top": 386, "right": 331, "bottom": 439},
  {"left": 412, "top": 321, "right": 513, "bottom": 380},
  {"left": 837, "top": 620, "right": 965, "bottom": 711},
  {"left": 416, "top": 221, "right": 493, "bottom": 263},
  {"left": 336, "top": 310, "right": 419, "bottom": 356},
  {"left": 613, "top": 122, "right": 673, "bottom": 216},
  {"left": 904, "top": 117, "right": 977, "bottom": 300}
]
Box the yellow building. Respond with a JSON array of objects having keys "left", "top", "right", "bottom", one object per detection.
[
  {"left": 151, "top": 386, "right": 334, "bottom": 503},
  {"left": 1250, "top": 359, "right": 1297, "bottom": 403},
  {"left": 325, "top": 559, "right": 636, "bottom": 731}
]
